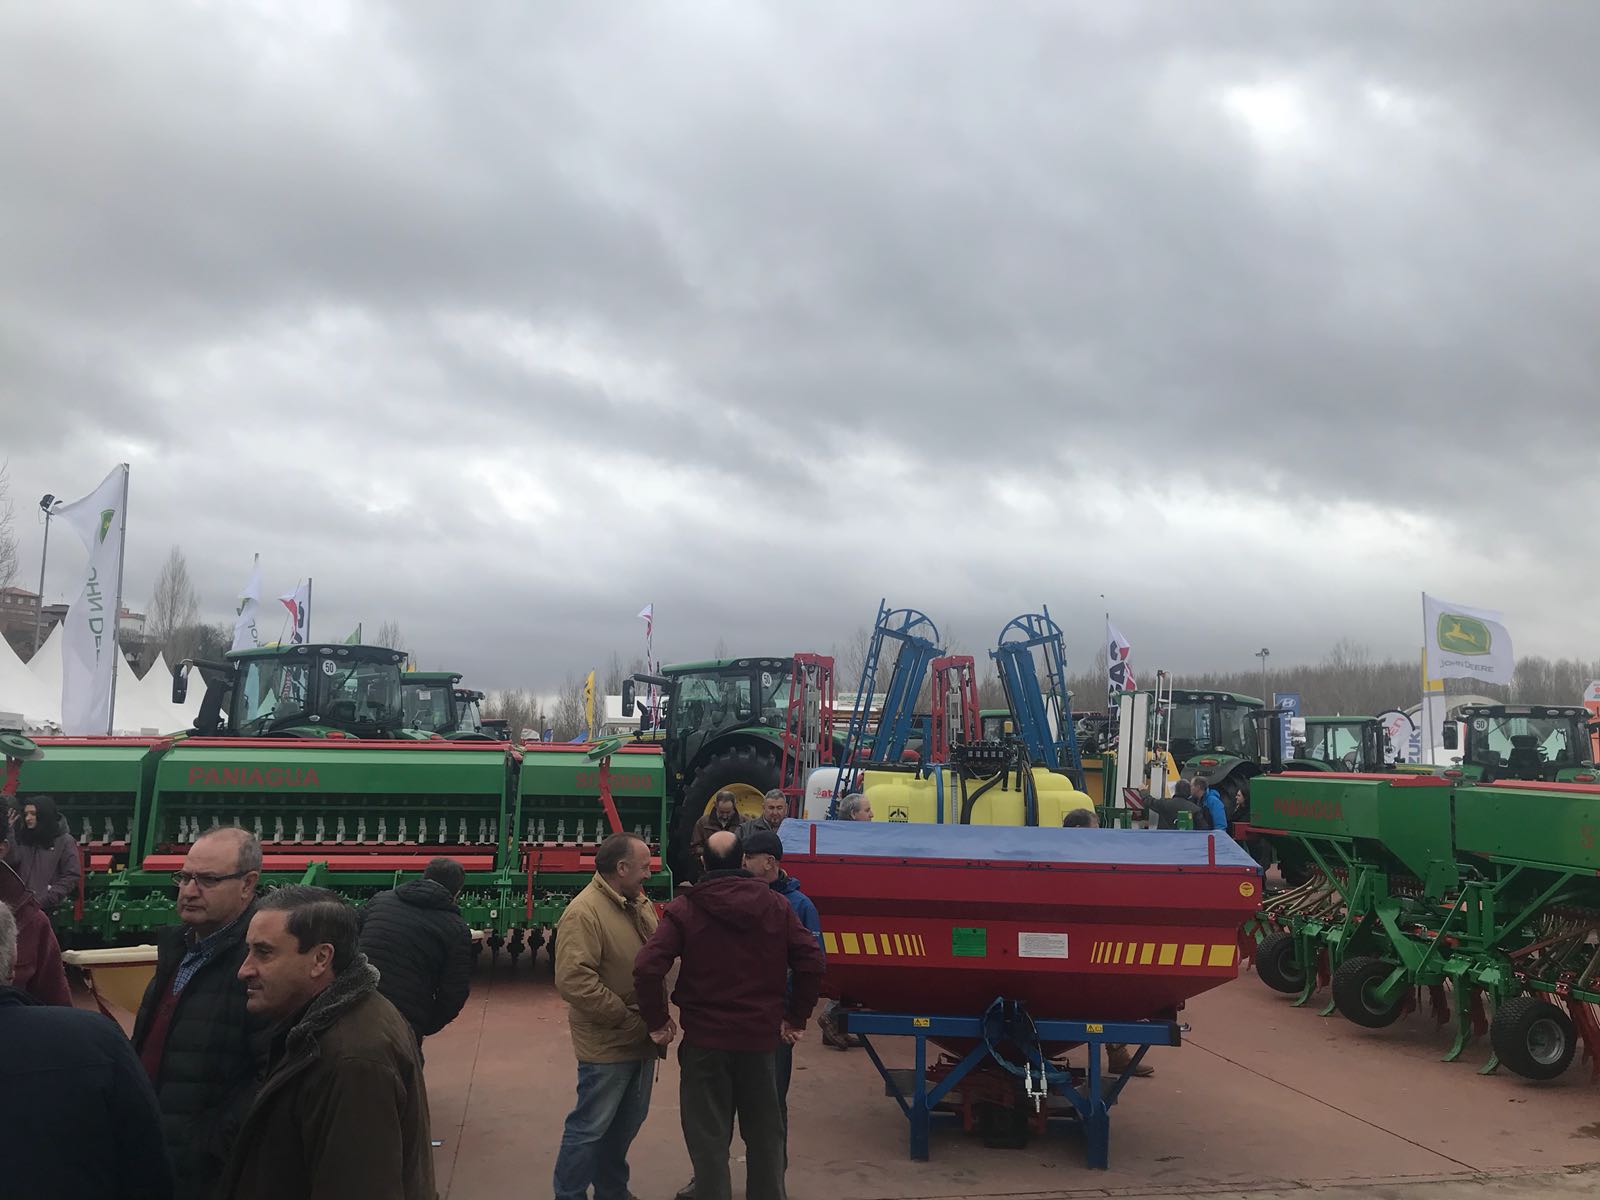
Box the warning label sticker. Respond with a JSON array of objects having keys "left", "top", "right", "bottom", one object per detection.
[{"left": 1017, "top": 932, "right": 1070, "bottom": 960}]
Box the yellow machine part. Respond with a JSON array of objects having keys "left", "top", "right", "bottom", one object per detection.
[
  {"left": 858, "top": 767, "right": 1094, "bottom": 826},
  {"left": 1079, "top": 756, "right": 1105, "bottom": 806}
]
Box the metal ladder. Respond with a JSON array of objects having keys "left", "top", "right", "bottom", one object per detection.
[
  {"left": 991, "top": 607, "right": 1084, "bottom": 789},
  {"left": 836, "top": 599, "right": 942, "bottom": 801}
]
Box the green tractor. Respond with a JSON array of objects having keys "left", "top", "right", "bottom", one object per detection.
[
  {"left": 1440, "top": 703, "right": 1598, "bottom": 783},
  {"left": 627, "top": 656, "right": 822, "bottom": 877},
  {"left": 1286, "top": 716, "right": 1388, "bottom": 773},
  {"left": 399, "top": 671, "right": 497, "bottom": 740},
  {"left": 174, "top": 644, "right": 413, "bottom": 739},
  {"left": 1168, "top": 689, "right": 1269, "bottom": 794}
]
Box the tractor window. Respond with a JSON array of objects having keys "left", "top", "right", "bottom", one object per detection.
[
  {"left": 455, "top": 694, "right": 483, "bottom": 734},
  {"left": 760, "top": 671, "right": 791, "bottom": 723},
  {"left": 321, "top": 660, "right": 403, "bottom": 729},
  {"left": 1472, "top": 715, "right": 1585, "bottom": 769},
  {"left": 671, "top": 671, "right": 753, "bottom": 731},
  {"left": 1215, "top": 705, "right": 1257, "bottom": 757},
  {"left": 1304, "top": 723, "right": 1363, "bottom": 766},
  {"left": 232, "top": 660, "right": 310, "bottom": 734},
  {"left": 403, "top": 686, "right": 453, "bottom": 732}
]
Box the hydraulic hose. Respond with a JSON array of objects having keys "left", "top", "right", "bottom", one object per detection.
[{"left": 960, "top": 769, "right": 1006, "bottom": 824}]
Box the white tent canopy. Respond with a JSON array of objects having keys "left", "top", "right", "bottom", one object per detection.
[
  {"left": 10, "top": 627, "right": 199, "bottom": 735},
  {"left": 0, "top": 636, "right": 58, "bottom": 730}
]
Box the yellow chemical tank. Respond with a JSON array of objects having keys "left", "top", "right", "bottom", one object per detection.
[{"left": 857, "top": 766, "right": 1094, "bottom": 827}]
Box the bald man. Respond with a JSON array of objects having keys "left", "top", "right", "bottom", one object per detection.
[{"left": 132, "top": 827, "right": 266, "bottom": 1200}]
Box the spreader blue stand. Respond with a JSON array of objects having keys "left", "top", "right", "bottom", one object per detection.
[{"left": 840, "top": 1003, "right": 1180, "bottom": 1168}]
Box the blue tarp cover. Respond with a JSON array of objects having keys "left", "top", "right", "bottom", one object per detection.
[{"left": 778, "top": 819, "right": 1260, "bottom": 870}]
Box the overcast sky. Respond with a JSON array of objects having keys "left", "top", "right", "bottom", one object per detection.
[{"left": 3, "top": 1, "right": 1597, "bottom": 693}]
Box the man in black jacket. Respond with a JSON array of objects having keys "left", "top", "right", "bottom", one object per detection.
[
  {"left": 0, "top": 903, "right": 174, "bottom": 1200},
  {"left": 132, "top": 826, "right": 263, "bottom": 1200},
  {"left": 357, "top": 855, "right": 474, "bottom": 1049}
]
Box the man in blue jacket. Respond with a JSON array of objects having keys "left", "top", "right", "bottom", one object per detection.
[{"left": 1192, "top": 776, "right": 1231, "bottom": 836}]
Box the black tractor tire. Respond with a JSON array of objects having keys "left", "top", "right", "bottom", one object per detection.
[
  {"left": 1330, "top": 956, "right": 1407, "bottom": 1028},
  {"left": 1490, "top": 995, "right": 1576, "bottom": 1081},
  {"left": 1256, "top": 932, "right": 1308, "bottom": 995},
  {"left": 668, "top": 744, "right": 782, "bottom": 880}
]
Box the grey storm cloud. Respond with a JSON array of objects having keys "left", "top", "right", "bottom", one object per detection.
[{"left": 1, "top": 0, "right": 1596, "bottom": 693}]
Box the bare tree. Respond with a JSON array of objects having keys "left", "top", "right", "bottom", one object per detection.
[
  {"left": 0, "top": 460, "right": 18, "bottom": 591},
  {"left": 373, "top": 620, "right": 407, "bottom": 656},
  {"left": 603, "top": 651, "right": 626, "bottom": 695},
  {"left": 552, "top": 674, "right": 585, "bottom": 740},
  {"left": 483, "top": 687, "right": 547, "bottom": 741},
  {"left": 147, "top": 545, "right": 200, "bottom": 670}
]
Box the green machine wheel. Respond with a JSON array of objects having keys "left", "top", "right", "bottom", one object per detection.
[
  {"left": 1330, "top": 956, "right": 1406, "bottom": 1028},
  {"left": 1490, "top": 996, "right": 1576, "bottom": 1081},
  {"left": 1256, "top": 931, "right": 1308, "bottom": 996}
]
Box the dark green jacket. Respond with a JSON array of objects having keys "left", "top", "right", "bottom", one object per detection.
[{"left": 217, "top": 956, "right": 436, "bottom": 1200}]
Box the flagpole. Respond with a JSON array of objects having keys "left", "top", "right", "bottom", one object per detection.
[
  {"left": 1419, "top": 592, "right": 1434, "bottom": 766},
  {"left": 305, "top": 576, "right": 313, "bottom": 643},
  {"left": 107, "top": 464, "right": 130, "bottom": 736}
]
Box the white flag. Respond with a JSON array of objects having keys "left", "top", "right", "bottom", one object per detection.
[
  {"left": 232, "top": 555, "right": 262, "bottom": 652},
  {"left": 1422, "top": 593, "right": 1514, "bottom": 685},
  {"left": 54, "top": 464, "right": 129, "bottom": 735},
  {"left": 1106, "top": 619, "right": 1136, "bottom": 696},
  {"left": 278, "top": 580, "right": 310, "bottom": 645}
]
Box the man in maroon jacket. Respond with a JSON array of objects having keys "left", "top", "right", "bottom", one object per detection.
[{"left": 635, "top": 829, "right": 825, "bottom": 1200}]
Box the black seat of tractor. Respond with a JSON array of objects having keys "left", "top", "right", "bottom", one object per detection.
[
  {"left": 1506, "top": 734, "right": 1544, "bottom": 778},
  {"left": 327, "top": 700, "right": 358, "bottom": 724}
]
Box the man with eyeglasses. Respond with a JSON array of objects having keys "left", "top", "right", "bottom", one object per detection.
[{"left": 132, "top": 825, "right": 264, "bottom": 1200}]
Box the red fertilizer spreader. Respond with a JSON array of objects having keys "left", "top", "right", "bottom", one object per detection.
[{"left": 776, "top": 819, "right": 1262, "bottom": 1167}]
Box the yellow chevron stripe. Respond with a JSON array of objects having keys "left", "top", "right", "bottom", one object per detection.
[
  {"left": 1140, "top": 943, "right": 1154, "bottom": 965},
  {"left": 863, "top": 933, "right": 878, "bottom": 955},
  {"left": 1158, "top": 944, "right": 1177, "bottom": 965},
  {"left": 1113, "top": 942, "right": 1123, "bottom": 964},
  {"left": 1208, "top": 943, "right": 1236, "bottom": 968},
  {"left": 1181, "top": 944, "right": 1203, "bottom": 966},
  {"left": 841, "top": 932, "right": 860, "bottom": 955},
  {"left": 823, "top": 931, "right": 838, "bottom": 955},
  {"left": 1126, "top": 942, "right": 1138, "bottom": 963}
]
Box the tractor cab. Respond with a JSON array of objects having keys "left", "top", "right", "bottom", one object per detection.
[
  {"left": 453, "top": 687, "right": 491, "bottom": 738},
  {"left": 1166, "top": 690, "right": 1264, "bottom": 768},
  {"left": 1290, "top": 716, "right": 1386, "bottom": 772},
  {"left": 401, "top": 671, "right": 464, "bottom": 735},
  {"left": 978, "top": 708, "right": 1014, "bottom": 742},
  {"left": 173, "top": 644, "right": 409, "bottom": 739},
  {"left": 1442, "top": 704, "right": 1597, "bottom": 783}
]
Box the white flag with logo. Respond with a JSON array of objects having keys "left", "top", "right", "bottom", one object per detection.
[
  {"left": 1422, "top": 593, "right": 1514, "bottom": 685},
  {"left": 54, "top": 464, "right": 129, "bottom": 735},
  {"left": 278, "top": 581, "right": 310, "bottom": 645},
  {"left": 1106, "top": 619, "right": 1136, "bottom": 696},
  {"left": 232, "top": 555, "right": 263, "bottom": 652}
]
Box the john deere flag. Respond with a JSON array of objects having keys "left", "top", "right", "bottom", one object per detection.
[
  {"left": 54, "top": 464, "right": 130, "bottom": 735},
  {"left": 232, "top": 554, "right": 262, "bottom": 652},
  {"left": 1422, "top": 593, "right": 1513, "bottom": 685}
]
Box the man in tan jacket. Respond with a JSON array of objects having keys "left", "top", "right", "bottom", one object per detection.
[{"left": 553, "top": 831, "right": 664, "bottom": 1200}]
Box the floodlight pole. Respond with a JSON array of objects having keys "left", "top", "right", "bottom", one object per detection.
[{"left": 31, "top": 494, "right": 54, "bottom": 655}]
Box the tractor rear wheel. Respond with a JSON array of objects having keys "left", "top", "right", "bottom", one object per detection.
[
  {"left": 1256, "top": 932, "right": 1307, "bottom": 995},
  {"left": 1330, "top": 956, "right": 1406, "bottom": 1028},
  {"left": 1490, "top": 995, "right": 1576, "bottom": 1081},
  {"left": 669, "top": 744, "right": 782, "bottom": 879}
]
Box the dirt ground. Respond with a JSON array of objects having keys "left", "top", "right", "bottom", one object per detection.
[{"left": 421, "top": 952, "right": 1600, "bottom": 1200}]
